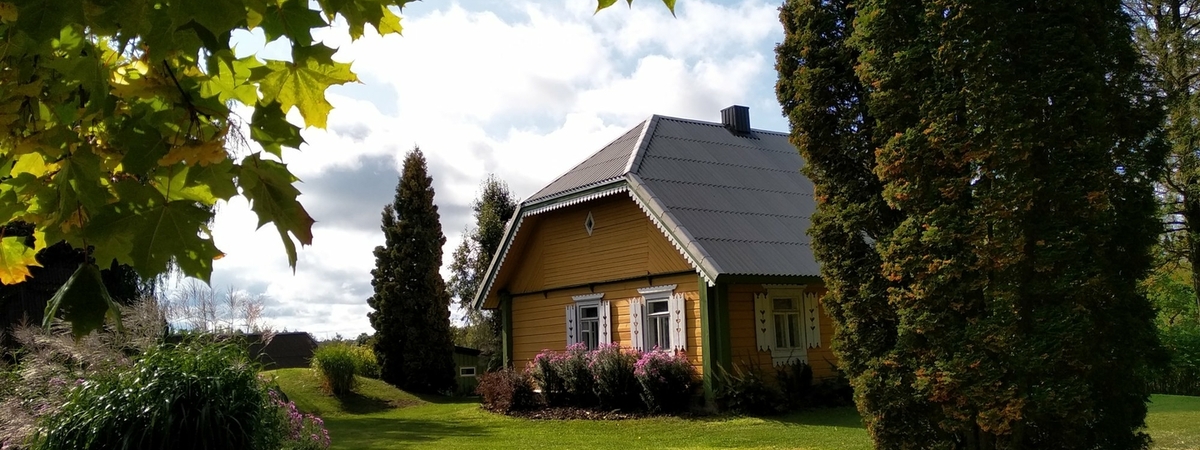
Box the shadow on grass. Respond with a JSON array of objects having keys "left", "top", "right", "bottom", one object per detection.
[
  {"left": 334, "top": 390, "right": 400, "bottom": 415},
  {"left": 764, "top": 406, "right": 866, "bottom": 429},
  {"left": 326, "top": 417, "right": 492, "bottom": 449},
  {"left": 411, "top": 392, "right": 481, "bottom": 405}
]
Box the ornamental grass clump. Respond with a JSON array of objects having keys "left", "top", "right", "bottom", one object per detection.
[
  {"left": 31, "top": 339, "right": 286, "bottom": 450},
  {"left": 312, "top": 343, "right": 358, "bottom": 396},
  {"left": 589, "top": 344, "right": 641, "bottom": 411},
  {"left": 634, "top": 350, "right": 697, "bottom": 413},
  {"left": 349, "top": 345, "right": 381, "bottom": 379}
]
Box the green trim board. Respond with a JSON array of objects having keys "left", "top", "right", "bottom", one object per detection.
[
  {"left": 699, "top": 276, "right": 733, "bottom": 405},
  {"left": 500, "top": 292, "right": 514, "bottom": 368}
]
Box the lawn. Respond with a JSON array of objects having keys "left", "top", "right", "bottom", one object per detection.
[{"left": 267, "top": 369, "right": 1200, "bottom": 450}]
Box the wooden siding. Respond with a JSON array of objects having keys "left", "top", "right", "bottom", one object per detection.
[
  {"left": 511, "top": 273, "right": 704, "bottom": 374},
  {"left": 728, "top": 283, "right": 840, "bottom": 380},
  {"left": 502, "top": 194, "right": 693, "bottom": 295}
]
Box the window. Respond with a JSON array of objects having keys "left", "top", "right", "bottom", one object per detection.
[
  {"left": 459, "top": 367, "right": 476, "bottom": 377},
  {"left": 754, "top": 286, "right": 821, "bottom": 365},
  {"left": 567, "top": 293, "right": 610, "bottom": 351},
  {"left": 646, "top": 298, "right": 671, "bottom": 350},
  {"left": 630, "top": 285, "right": 686, "bottom": 352},
  {"left": 772, "top": 297, "right": 802, "bottom": 349},
  {"left": 579, "top": 304, "right": 600, "bottom": 350}
]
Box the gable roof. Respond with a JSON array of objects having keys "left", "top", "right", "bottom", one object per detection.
[{"left": 473, "top": 111, "right": 819, "bottom": 309}]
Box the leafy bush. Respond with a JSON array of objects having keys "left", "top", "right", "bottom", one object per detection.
[
  {"left": 349, "top": 345, "right": 381, "bottom": 379},
  {"left": 270, "top": 390, "right": 331, "bottom": 450},
  {"left": 1151, "top": 325, "right": 1200, "bottom": 396},
  {"left": 715, "top": 363, "right": 781, "bottom": 415},
  {"left": 312, "top": 343, "right": 358, "bottom": 396},
  {"left": 477, "top": 368, "right": 539, "bottom": 413},
  {"left": 530, "top": 343, "right": 595, "bottom": 406},
  {"left": 776, "top": 359, "right": 814, "bottom": 410},
  {"left": 589, "top": 344, "right": 641, "bottom": 411},
  {"left": 634, "top": 350, "right": 698, "bottom": 413},
  {"left": 530, "top": 349, "right": 569, "bottom": 406},
  {"left": 808, "top": 365, "right": 854, "bottom": 408},
  {"left": 31, "top": 339, "right": 285, "bottom": 450}
]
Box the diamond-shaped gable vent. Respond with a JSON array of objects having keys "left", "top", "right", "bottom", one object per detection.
[{"left": 585, "top": 212, "right": 595, "bottom": 236}]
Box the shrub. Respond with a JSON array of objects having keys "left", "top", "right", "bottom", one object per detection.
[
  {"left": 634, "top": 350, "right": 698, "bottom": 413},
  {"left": 270, "top": 390, "right": 331, "bottom": 450},
  {"left": 1151, "top": 325, "right": 1200, "bottom": 396},
  {"left": 776, "top": 359, "right": 814, "bottom": 410},
  {"left": 530, "top": 349, "right": 569, "bottom": 406},
  {"left": 477, "top": 368, "right": 539, "bottom": 413},
  {"left": 809, "top": 364, "right": 854, "bottom": 408},
  {"left": 529, "top": 343, "right": 595, "bottom": 406},
  {"left": 715, "top": 363, "right": 781, "bottom": 416},
  {"left": 31, "top": 339, "right": 285, "bottom": 450},
  {"left": 312, "top": 343, "right": 358, "bottom": 396},
  {"left": 349, "top": 345, "right": 381, "bottom": 379},
  {"left": 589, "top": 344, "right": 641, "bottom": 411}
]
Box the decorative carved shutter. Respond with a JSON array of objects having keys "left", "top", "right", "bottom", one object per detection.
[
  {"left": 802, "top": 292, "right": 821, "bottom": 348},
  {"left": 599, "top": 300, "right": 613, "bottom": 345},
  {"left": 754, "top": 293, "right": 774, "bottom": 352},
  {"left": 669, "top": 293, "right": 687, "bottom": 351},
  {"left": 565, "top": 304, "right": 577, "bottom": 346},
  {"left": 629, "top": 298, "right": 645, "bottom": 351}
]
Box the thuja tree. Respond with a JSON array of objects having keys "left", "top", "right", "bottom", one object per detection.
[
  {"left": 448, "top": 175, "right": 516, "bottom": 367},
  {"left": 367, "top": 147, "right": 455, "bottom": 394},
  {"left": 778, "top": 0, "right": 1168, "bottom": 447}
]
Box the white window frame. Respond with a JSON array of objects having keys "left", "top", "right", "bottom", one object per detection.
[
  {"left": 459, "top": 366, "right": 477, "bottom": 377},
  {"left": 754, "top": 285, "right": 820, "bottom": 366},
  {"left": 631, "top": 285, "right": 686, "bottom": 352},
  {"left": 567, "top": 293, "right": 610, "bottom": 351}
]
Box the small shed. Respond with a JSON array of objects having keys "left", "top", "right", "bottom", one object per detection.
[
  {"left": 246, "top": 332, "right": 318, "bottom": 369},
  {"left": 453, "top": 346, "right": 481, "bottom": 394}
]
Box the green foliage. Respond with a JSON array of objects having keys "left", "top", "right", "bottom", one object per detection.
[
  {"left": 529, "top": 349, "right": 570, "bottom": 406},
  {"left": 777, "top": 0, "right": 1167, "bottom": 447},
  {"left": 714, "top": 363, "right": 780, "bottom": 416},
  {"left": 1152, "top": 325, "right": 1200, "bottom": 396},
  {"left": 476, "top": 368, "right": 539, "bottom": 413},
  {"left": 0, "top": 0, "right": 417, "bottom": 338},
  {"left": 530, "top": 344, "right": 596, "bottom": 407},
  {"left": 312, "top": 343, "right": 358, "bottom": 396},
  {"left": 366, "top": 147, "right": 456, "bottom": 394},
  {"left": 1128, "top": 1, "right": 1200, "bottom": 324},
  {"left": 774, "top": 359, "right": 813, "bottom": 411},
  {"left": 349, "top": 345, "right": 381, "bottom": 379},
  {"left": 32, "top": 339, "right": 283, "bottom": 450},
  {"left": 449, "top": 175, "right": 517, "bottom": 370},
  {"left": 633, "top": 350, "right": 697, "bottom": 413},
  {"left": 588, "top": 344, "right": 640, "bottom": 411}
]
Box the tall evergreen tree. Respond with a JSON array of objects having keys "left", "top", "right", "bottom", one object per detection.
[
  {"left": 448, "top": 175, "right": 516, "bottom": 369},
  {"left": 778, "top": 0, "right": 1168, "bottom": 447},
  {"left": 367, "top": 147, "right": 456, "bottom": 394},
  {"left": 1128, "top": 0, "right": 1200, "bottom": 322}
]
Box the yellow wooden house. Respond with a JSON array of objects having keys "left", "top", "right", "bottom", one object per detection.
[{"left": 471, "top": 106, "right": 836, "bottom": 399}]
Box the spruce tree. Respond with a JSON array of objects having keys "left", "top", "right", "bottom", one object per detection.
[
  {"left": 448, "top": 175, "right": 516, "bottom": 369},
  {"left": 778, "top": 0, "right": 1167, "bottom": 447},
  {"left": 367, "top": 147, "right": 456, "bottom": 394}
]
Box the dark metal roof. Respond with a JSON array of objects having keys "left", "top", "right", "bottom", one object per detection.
[
  {"left": 525, "top": 121, "right": 646, "bottom": 204},
  {"left": 473, "top": 112, "right": 819, "bottom": 308}
]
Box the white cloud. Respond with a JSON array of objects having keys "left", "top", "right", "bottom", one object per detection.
[{"left": 189, "top": 0, "right": 788, "bottom": 340}]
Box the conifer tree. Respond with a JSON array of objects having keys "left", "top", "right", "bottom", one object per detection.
[
  {"left": 367, "top": 147, "right": 456, "bottom": 394},
  {"left": 448, "top": 175, "right": 517, "bottom": 369},
  {"left": 778, "top": 0, "right": 1167, "bottom": 447}
]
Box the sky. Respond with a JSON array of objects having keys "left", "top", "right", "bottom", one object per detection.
[{"left": 191, "top": 0, "right": 791, "bottom": 339}]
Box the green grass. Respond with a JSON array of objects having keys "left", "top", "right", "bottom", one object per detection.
[{"left": 266, "top": 369, "right": 1200, "bottom": 450}]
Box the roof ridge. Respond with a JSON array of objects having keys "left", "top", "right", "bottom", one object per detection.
[
  {"left": 624, "top": 115, "right": 660, "bottom": 174},
  {"left": 523, "top": 119, "right": 646, "bottom": 203},
  {"left": 670, "top": 207, "right": 810, "bottom": 219},
  {"left": 641, "top": 178, "right": 814, "bottom": 196},
  {"left": 644, "top": 154, "right": 804, "bottom": 174},
  {"left": 652, "top": 115, "right": 791, "bottom": 136}
]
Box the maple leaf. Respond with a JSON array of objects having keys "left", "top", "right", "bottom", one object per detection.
[
  {"left": 239, "top": 154, "right": 315, "bottom": 270},
  {"left": 0, "top": 236, "right": 40, "bottom": 284},
  {"left": 255, "top": 44, "right": 358, "bottom": 129},
  {"left": 42, "top": 263, "right": 122, "bottom": 340}
]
